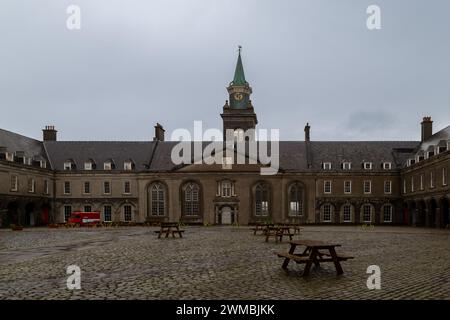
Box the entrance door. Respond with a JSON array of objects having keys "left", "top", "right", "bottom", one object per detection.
[{"left": 221, "top": 206, "right": 232, "bottom": 225}]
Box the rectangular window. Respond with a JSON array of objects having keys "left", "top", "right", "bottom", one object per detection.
[
  {"left": 289, "top": 201, "right": 303, "bottom": 216},
  {"left": 64, "top": 162, "right": 72, "bottom": 171},
  {"left": 363, "top": 205, "right": 372, "bottom": 223},
  {"left": 403, "top": 179, "right": 407, "bottom": 194},
  {"left": 342, "top": 162, "right": 351, "bottom": 170},
  {"left": 64, "top": 205, "right": 72, "bottom": 222},
  {"left": 40, "top": 160, "right": 47, "bottom": 169},
  {"left": 322, "top": 162, "right": 332, "bottom": 170},
  {"left": 84, "top": 162, "right": 92, "bottom": 170},
  {"left": 344, "top": 181, "right": 352, "bottom": 194},
  {"left": 124, "top": 162, "right": 133, "bottom": 170},
  {"left": 411, "top": 177, "right": 414, "bottom": 192},
  {"left": 104, "top": 206, "right": 112, "bottom": 222},
  {"left": 443, "top": 167, "right": 448, "bottom": 186},
  {"left": 44, "top": 180, "right": 49, "bottom": 195},
  {"left": 84, "top": 181, "right": 91, "bottom": 194},
  {"left": 104, "top": 181, "right": 111, "bottom": 194},
  {"left": 363, "top": 180, "right": 371, "bottom": 194},
  {"left": 10, "top": 175, "right": 18, "bottom": 191},
  {"left": 382, "top": 162, "right": 392, "bottom": 170},
  {"left": 363, "top": 162, "right": 373, "bottom": 170},
  {"left": 323, "top": 204, "right": 332, "bottom": 222},
  {"left": 384, "top": 180, "right": 392, "bottom": 194},
  {"left": 64, "top": 181, "right": 71, "bottom": 194},
  {"left": 104, "top": 162, "right": 112, "bottom": 170},
  {"left": 420, "top": 174, "right": 424, "bottom": 190},
  {"left": 124, "top": 181, "right": 131, "bottom": 194},
  {"left": 84, "top": 206, "right": 92, "bottom": 212},
  {"left": 324, "top": 180, "right": 332, "bottom": 194},
  {"left": 124, "top": 205, "right": 132, "bottom": 221},
  {"left": 430, "top": 171, "right": 435, "bottom": 188},
  {"left": 343, "top": 205, "right": 351, "bottom": 222},
  {"left": 28, "top": 178, "right": 35, "bottom": 193},
  {"left": 383, "top": 205, "right": 393, "bottom": 223}
]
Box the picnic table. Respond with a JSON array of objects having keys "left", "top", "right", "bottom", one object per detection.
[
  {"left": 154, "top": 222, "right": 185, "bottom": 238},
  {"left": 251, "top": 223, "right": 274, "bottom": 235},
  {"left": 276, "top": 240, "right": 354, "bottom": 276},
  {"left": 265, "top": 226, "right": 295, "bottom": 242}
]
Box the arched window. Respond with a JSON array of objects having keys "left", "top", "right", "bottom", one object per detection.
[
  {"left": 255, "top": 182, "right": 270, "bottom": 216},
  {"left": 149, "top": 182, "right": 166, "bottom": 216},
  {"left": 288, "top": 183, "right": 303, "bottom": 216},
  {"left": 183, "top": 182, "right": 200, "bottom": 216}
]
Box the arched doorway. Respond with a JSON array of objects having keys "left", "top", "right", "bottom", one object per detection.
[
  {"left": 25, "top": 202, "right": 35, "bottom": 226},
  {"left": 4, "top": 202, "right": 19, "bottom": 227},
  {"left": 221, "top": 206, "right": 233, "bottom": 225},
  {"left": 41, "top": 203, "right": 50, "bottom": 225},
  {"left": 417, "top": 200, "right": 426, "bottom": 227}
]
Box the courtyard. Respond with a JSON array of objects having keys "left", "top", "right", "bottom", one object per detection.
[{"left": 0, "top": 225, "right": 449, "bottom": 300}]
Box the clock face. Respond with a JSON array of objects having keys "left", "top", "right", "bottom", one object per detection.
[{"left": 234, "top": 93, "right": 244, "bottom": 101}]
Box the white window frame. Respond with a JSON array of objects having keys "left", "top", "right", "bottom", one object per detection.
[
  {"left": 343, "top": 205, "right": 352, "bottom": 223},
  {"left": 363, "top": 180, "right": 372, "bottom": 194},
  {"left": 443, "top": 167, "right": 448, "bottom": 186},
  {"left": 28, "top": 178, "right": 35, "bottom": 193},
  {"left": 411, "top": 177, "right": 414, "bottom": 192},
  {"left": 64, "top": 162, "right": 72, "bottom": 171},
  {"left": 324, "top": 180, "right": 332, "bottom": 194},
  {"left": 64, "top": 181, "right": 71, "bottom": 195},
  {"left": 83, "top": 181, "right": 91, "bottom": 194},
  {"left": 362, "top": 205, "right": 372, "bottom": 223},
  {"left": 322, "top": 204, "right": 332, "bottom": 222},
  {"left": 221, "top": 181, "right": 232, "bottom": 198},
  {"left": 383, "top": 205, "right": 393, "bottom": 223},
  {"left": 342, "top": 162, "right": 351, "bottom": 170},
  {"left": 382, "top": 162, "right": 392, "bottom": 170},
  {"left": 84, "top": 162, "right": 93, "bottom": 170},
  {"left": 344, "top": 180, "right": 352, "bottom": 194},
  {"left": 384, "top": 180, "right": 392, "bottom": 194},
  {"left": 63, "top": 205, "right": 72, "bottom": 222},
  {"left": 403, "top": 179, "right": 406, "bottom": 194},
  {"left": 10, "top": 175, "right": 18, "bottom": 192},
  {"left": 420, "top": 174, "right": 424, "bottom": 190},
  {"left": 104, "top": 162, "right": 112, "bottom": 170},
  {"left": 103, "top": 205, "right": 112, "bottom": 222},
  {"left": 124, "top": 161, "right": 133, "bottom": 171},
  {"left": 5, "top": 152, "right": 14, "bottom": 162},
  {"left": 103, "top": 181, "right": 111, "bottom": 194},
  {"left": 430, "top": 171, "right": 435, "bottom": 188},
  {"left": 322, "top": 162, "right": 332, "bottom": 170},
  {"left": 44, "top": 179, "right": 49, "bottom": 195},
  {"left": 123, "top": 205, "right": 132, "bottom": 222},
  {"left": 40, "top": 160, "right": 47, "bottom": 169},
  {"left": 123, "top": 181, "right": 131, "bottom": 194},
  {"left": 363, "top": 162, "right": 373, "bottom": 170}
]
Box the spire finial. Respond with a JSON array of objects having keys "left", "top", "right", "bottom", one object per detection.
[{"left": 238, "top": 45, "right": 242, "bottom": 54}]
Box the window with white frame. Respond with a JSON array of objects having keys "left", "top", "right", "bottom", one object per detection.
[
  {"left": 124, "top": 181, "right": 131, "bottom": 194},
  {"left": 83, "top": 181, "right": 90, "bottom": 194},
  {"left": 44, "top": 180, "right": 49, "bottom": 195},
  {"left": 443, "top": 167, "right": 448, "bottom": 186},
  {"left": 103, "top": 205, "right": 112, "bottom": 222},
  {"left": 124, "top": 205, "right": 132, "bottom": 222},
  {"left": 363, "top": 162, "right": 373, "bottom": 170},
  {"left": 383, "top": 205, "right": 393, "bottom": 223},
  {"left": 28, "top": 178, "right": 35, "bottom": 193},
  {"left": 427, "top": 151, "right": 435, "bottom": 158},
  {"left": 63, "top": 205, "right": 72, "bottom": 222},
  {"left": 104, "top": 162, "right": 112, "bottom": 170},
  {"left": 438, "top": 145, "right": 447, "bottom": 154},
  {"left": 103, "top": 181, "right": 111, "bottom": 194},
  {"left": 40, "top": 160, "right": 47, "bottom": 169},
  {"left": 420, "top": 174, "right": 424, "bottom": 190},
  {"left": 221, "top": 180, "right": 232, "bottom": 197},
  {"left": 363, "top": 180, "right": 371, "bottom": 194},
  {"left": 84, "top": 162, "right": 93, "bottom": 170},
  {"left": 411, "top": 177, "right": 414, "bottom": 192},
  {"left": 150, "top": 182, "right": 166, "bottom": 216},
  {"left": 124, "top": 161, "right": 133, "bottom": 171},
  {"left": 64, "top": 162, "right": 72, "bottom": 171},
  {"left": 10, "top": 175, "right": 18, "bottom": 191},
  {"left": 362, "top": 205, "right": 372, "bottom": 223},
  {"left": 384, "top": 180, "right": 392, "bottom": 194},
  {"left": 343, "top": 204, "right": 352, "bottom": 222},
  {"left": 403, "top": 179, "right": 406, "bottom": 194},
  {"left": 64, "top": 181, "right": 71, "bottom": 194},
  {"left": 382, "top": 162, "right": 392, "bottom": 170},
  {"left": 255, "top": 183, "right": 269, "bottom": 216},
  {"left": 430, "top": 171, "right": 435, "bottom": 188},
  {"left": 342, "top": 162, "right": 351, "bottom": 170},
  {"left": 324, "top": 180, "right": 332, "bottom": 194},
  {"left": 322, "top": 204, "right": 332, "bottom": 222},
  {"left": 344, "top": 180, "right": 352, "bottom": 194},
  {"left": 183, "top": 182, "right": 201, "bottom": 216},
  {"left": 322, "top": 162, "right": 332, "bottom": 170},
  {"left": 289, "top": 183, "right": 303, "bottom": 216}
]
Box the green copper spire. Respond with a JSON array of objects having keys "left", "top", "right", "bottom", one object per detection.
[{"left": 231, "top": 46, "right": 248, "bottom": 86}]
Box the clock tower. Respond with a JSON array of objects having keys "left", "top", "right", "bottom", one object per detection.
[{"left": 221, "top": 47, "right": 258, "bottom": 141}]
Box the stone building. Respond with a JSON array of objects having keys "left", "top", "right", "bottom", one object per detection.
[{"left": 0, "top": 53, "right": 449, "bottom": 227}]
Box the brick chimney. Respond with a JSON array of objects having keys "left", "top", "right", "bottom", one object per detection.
[
  {"left": 421, "top": 117, "right": 433, "bottom": 142},
  {"left": 304, "top": 123, "right": 311, "bottom": 142},
  {"left": 153, "top": 123, "right": 165, "bottom": 141},
  {"left": 42, "top": 125, "right": 57, "bottom": 141}
]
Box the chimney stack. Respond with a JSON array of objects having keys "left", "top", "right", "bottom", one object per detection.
[
  {"left": 304, "top": 123, "right": 311, "bottom": 142},
  {"left": 421, "top": 117, "right": 433, "bottom": 142},
  {"left": 42, "top": 125, "right": 57, "bottom": 141},
  {"left": 153, "top": 123, "right": 165, "bottom": 141}
]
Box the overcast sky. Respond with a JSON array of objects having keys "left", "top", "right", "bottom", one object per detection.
[{"left": 1, "top": 0, "right": 449, "bottom": 142}]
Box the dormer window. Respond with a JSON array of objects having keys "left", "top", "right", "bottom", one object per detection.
[
  {"left": 322, "top": 162, "right": 332, "bottom": 170},
  {"left": 427, "top": 151, "right": 435, "bottom": 158},
  {"left": 5, "top": 152, "right": 14, "bottom": 162},
  {"left": 84, "top": 162, "right": 93, "bottom": 170},
  {"left": 39, "top": 160, "right": 47, "bottom": 169},
  {"left": 104, "top": 160, "right": 115, "bottom": 170},
  {"left": 64, "top": 160, "right": 76, "bottom": 171},
  {"left": 124, "top": 160, "right": 134, "bottom": 171},
  {"left": 342, "top": 162, "right": 351, "bottom": 170},
  {"left": 438, "top": 145, "right": 447, "bottom": 154},
  {"left": 23, "top": 157, "right": 32, "bottom": 165},
  {"left": 363, "top": 162, "right": 372, "bottom": 170},
  {"left": 382, "top": 162, "right": 392, "bottom": 170}
]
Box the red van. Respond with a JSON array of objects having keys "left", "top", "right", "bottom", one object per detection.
[{"left": 68, "top": 211, "right": 101, "bottom": 226}]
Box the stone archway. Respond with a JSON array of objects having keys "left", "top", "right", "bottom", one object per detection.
[
  {"left": 221, "top": 206, "right": 233, "bottom": 225},
  {"left": 25, "top": 202, "right": 35, "bottom": 226},
  {"left": 4, "top": 202, "right": 19, "bottom": 227}
]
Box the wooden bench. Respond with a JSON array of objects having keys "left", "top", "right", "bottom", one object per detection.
[
  {"left": 265, "top": 227, "right": 294, "bottom": 242},
  {"left": 155, "top": 223, "right": 185, "bottom": 238}
]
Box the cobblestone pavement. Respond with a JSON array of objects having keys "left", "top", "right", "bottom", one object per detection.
[{"left": 0, "top": 226, "right": 449, "bottom": 300}]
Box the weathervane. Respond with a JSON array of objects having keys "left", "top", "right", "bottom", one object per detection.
[{"left": 238, "top": 45, "right": 242, "bottom": 54}]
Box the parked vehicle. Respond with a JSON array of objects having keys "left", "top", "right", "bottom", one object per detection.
[{"left": 67, "top": 211, "right": 101, "bottom": 226}]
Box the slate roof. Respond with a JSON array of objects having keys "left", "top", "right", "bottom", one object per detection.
[
  {"left": 0, "top": 128, "right": 49, "bottom": 162},
  {"left": 417, "top": 125, "right": 450, "bottom": 152},
  {"left": 43, "top": 141, "right": 156, "bottom": 171}
]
